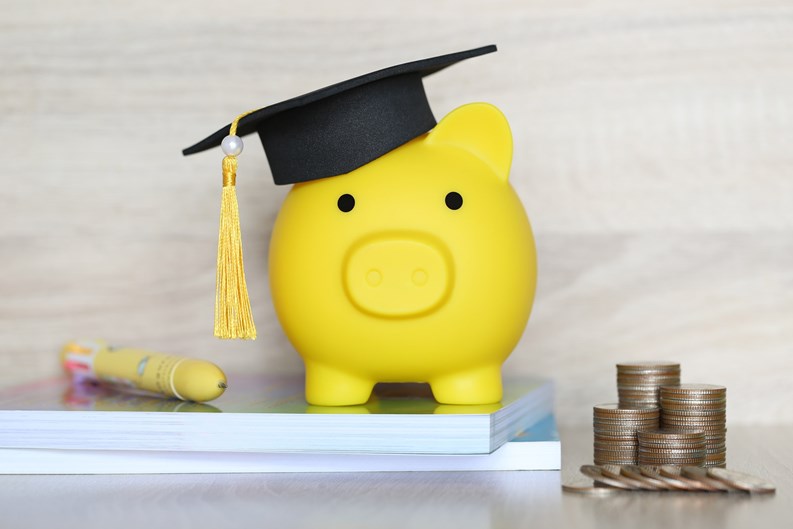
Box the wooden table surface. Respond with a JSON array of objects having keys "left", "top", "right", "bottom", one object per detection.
[{"left": 1, "top": 424, "right": 789, "bottom": 529}]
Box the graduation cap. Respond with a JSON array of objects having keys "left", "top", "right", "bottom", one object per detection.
[{"left": 185, "top": 45, "right": 497, "bottom": 340}]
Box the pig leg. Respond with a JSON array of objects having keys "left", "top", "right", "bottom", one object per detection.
[
  {"left": 429, "top": 365, "right": 503, "bottom": 405},
  {"left": 304, "top": 362, "right": 375, "bottom": 406}
]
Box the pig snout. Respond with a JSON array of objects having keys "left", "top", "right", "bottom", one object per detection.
[{"left": 343, "top": 233, "right": 453, "bottom": 318}]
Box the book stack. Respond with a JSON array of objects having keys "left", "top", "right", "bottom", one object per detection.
[{"left": 0, "top": 374, "right": 559, "bottom": 474}]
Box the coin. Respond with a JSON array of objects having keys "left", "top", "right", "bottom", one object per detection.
[
  {"left": 638, "top": 465, "right": 693, "bottom": 490},
  {"left": 639, "top": 456, "right": 707, "bottom": 463},
  {"left": 662, "top": 409, "right": 726, "bottom": 417},
  {"left": 594, "top": 434, "right": 642, "bottom": 442},
  {"left": 595, "top": 422, "right": 661, "bottom": 429},
  {"left": 681, "top": 466, "right": 736, "bottom": 492},
  {"left": 638, "top": 439, "right": 709, "bottom": 447},
  {"left": 620, "top": 465, "right": 675, "bottom": 490},
  {"left": 660, "top": 383, "right": 726, "bottom": 394},
  {"left": 594, "top": 450, "right": 640, "bottom": 458},
  {"left": 660, "top": 424, "right": 726, "bottom": 431},
  {"left": 580, "top": 465, "right": 637, "bottom": 490},
  {"left": 595, "top": 414, "right": 661, "bottom": 420},
  {"left": 594, "top": 446, "right": 638, "bottom": 453},
  {"left": 562, "top": 480, "right": 624, "bottom": 496},
  {"left": 658, "top": 465, "right": 720, "bottom": 491},
  {"left": 595, "top": 454, "right": 637, "bottom": 460},
  {"left": 594, "top": 403, "right": 660, "bottom": 414},
  {"left": 662, "top": 397, "right": 726, "bottom": 402},
  {"left": 639, "top": 450, "right": 706, "bottom": 457},
  {"left": 660, "top": 400, "right": 726, "bottom": 409},
  {"left": 617, "top": 361, "right": 680, "bottom": 371},
  {"left": 638, "top": 447, "right": 706, "bottom": 454},
  {"left": 707, "top": 468, "right": 776, "bottom": 494},
  {"left": 600, "top": 465, "right": 658, "bottom": 490},
  {"left": 705, "top": 457, "right": 728, "bottom": 467},
  {"left": 638, "top": 428, "right": 705, "bottom": 438}
]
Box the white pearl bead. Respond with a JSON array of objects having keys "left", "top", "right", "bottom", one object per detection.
[{"left": 221, "top": 135, "right": 244, "bottom": 156}]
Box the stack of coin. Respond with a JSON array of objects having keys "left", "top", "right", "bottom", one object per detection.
[
  {"left": 593, "top": 404, "right": 660, "bottom": 465},
  {"left": 617, "top": 362, "right": 681, "bottom": 409},
  {"left": 637, "top": 429, "right": 706, "bottom": 467},
  {"left": 660, "top": 384, "right": 727, "bottom": 467}
]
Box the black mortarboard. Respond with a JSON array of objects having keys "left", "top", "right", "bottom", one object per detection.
[
  {"left": 183, "top": 45, "right": 497, "bottom": 184},
  {"left": 188, "top": 45, "right": 498, "bottom": 341}
]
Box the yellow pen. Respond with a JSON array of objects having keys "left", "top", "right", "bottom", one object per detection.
[{"left": 61, "top": 339, "right": 227, "bottom": 402}]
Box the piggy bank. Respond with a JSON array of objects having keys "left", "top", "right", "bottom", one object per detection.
[{"left": 269, "top": 103, "right": 537, "bottom": 406}]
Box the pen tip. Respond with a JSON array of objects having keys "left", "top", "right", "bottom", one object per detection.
[{"left": 218, "top": 381, "right": 228, "bottom": 390}]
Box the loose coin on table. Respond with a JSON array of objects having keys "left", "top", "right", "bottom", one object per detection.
[
  {"left": 707, "top": 468, "right": 776, "bottom": 494},
  {"left": 681, "top": 466, "right": 736, "bottom": 492},
  {"left": 620, "top": 465, "right": 674, "bottom": 490},
  {"left": 599, "top": 464, "right": 658, "bottom": 490},
  {"left": 638, "top": 465, "right": 694, "bottom": 490},
  {"left": 658, "top": 465, "right": 719, "bottom": 491},
  {"left": 580, "top": 465, "right": 637, "bottom": 490},
  {"left": 562, "top": 479, "right": 624, "bottom": 496}
]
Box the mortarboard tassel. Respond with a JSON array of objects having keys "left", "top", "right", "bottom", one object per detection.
[{"left": 214, "top": 112, "right": 257, "bottom": 339}]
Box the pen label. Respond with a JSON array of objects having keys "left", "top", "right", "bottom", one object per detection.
[
  {"left": 149, "top": 354, "right": 183, "bottom": 398},
  {"left": 137, "top": 357, "right": 150, "bottom": 377},
  {"left": 62, "top": 340, "right": 102, "bottom": 375}
]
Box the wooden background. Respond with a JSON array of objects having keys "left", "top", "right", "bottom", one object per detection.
[{"left": 1, "top": 0, "right": 791, "bottom": 426}]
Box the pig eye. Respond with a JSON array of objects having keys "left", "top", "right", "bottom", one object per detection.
[
  {"left": 445, "top": 192, "right": 463, "bottom": 210},
  {"left": 337, "top": 193, "right": 355, "bottom": 212}
]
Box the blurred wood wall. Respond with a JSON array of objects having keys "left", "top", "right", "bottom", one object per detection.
[{"left": 1, "top": 0, "right": 791, "bottom": 425}]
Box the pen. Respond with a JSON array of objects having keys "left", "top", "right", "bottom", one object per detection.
[{"left": 61, "top": 339, "right": 228, "bottom": 402}]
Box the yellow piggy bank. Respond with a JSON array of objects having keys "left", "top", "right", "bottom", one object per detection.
[{"left": 269, "top": 103, "right": 537, "bottom": 406}]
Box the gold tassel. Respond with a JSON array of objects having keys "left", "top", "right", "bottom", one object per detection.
[{"left": 214, "top": 113, "right": 258, "bottom": 339}]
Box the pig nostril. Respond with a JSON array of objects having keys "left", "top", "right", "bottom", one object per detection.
[
  {"left": 366, "top": 269, "right": 382, "bottom": 287},
  {"left": 412, "top": 269, "right": 428, "bottom": 286}
]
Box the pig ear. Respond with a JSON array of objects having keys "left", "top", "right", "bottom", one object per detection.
[{"left": 426, "top": 103, "right": 513, "bottom": 182}]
